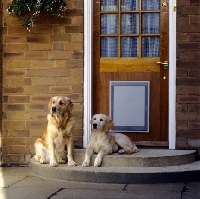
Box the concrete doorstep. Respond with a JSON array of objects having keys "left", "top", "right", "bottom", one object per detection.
[{"left": 30, "top": 149, "right": 200, "bottom": 184}]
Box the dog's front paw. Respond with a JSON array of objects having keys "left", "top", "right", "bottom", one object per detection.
[
  {"left": 118, "top": 149, "right": 125, "bottom": 154},
  {"left": 68, "top": 160, "right": 77, "bottom": 166},
  {"left": 82, "top": 161, "right": 90, "bottom": 167},
  {"left": 94, "top": 158, "right": 102, "bottom": 167},
  {"left": 49, "top": 161, "right": 58, "bottom": 167}
]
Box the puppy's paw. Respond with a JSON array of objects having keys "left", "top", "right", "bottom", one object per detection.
[
  {"left": 49, "top": 161, "right": 58, "bottom": 167},
  {"left": 94, "top": 158, "right": 101, "bottom": 167},
  {"left": 82, "top": 161, "right": 90, "bottom": 167},
  {"left": 58, "top": 159, "right": 65, "bottom": 164},
  {"left": 118, "top": 149, "right": 125, "bottom": 154},
  {"left": 131, "top": 148, "right": 138, "bottom": 154},
  {"left": 68, "top": 160, "right": 77, "bottom": 166}
]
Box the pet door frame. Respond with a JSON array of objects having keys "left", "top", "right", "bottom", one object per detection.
[{"left": 110, "top": 81, "right": 150, "bottom": 132}]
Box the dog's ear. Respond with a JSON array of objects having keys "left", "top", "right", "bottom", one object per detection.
[
  {"left": 65, "top": 97, "right": 74, "bottom": 113},
  {"left": 48, "top": 97, "right": 54, "bottom": 111},
  {"left": 103, "top": 116, "right": 114, "bottom": 132}
]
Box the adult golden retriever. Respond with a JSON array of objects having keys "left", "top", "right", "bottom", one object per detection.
[
  {"left": 34, "top": 96, "right": 76, "bottom": 167},
  {"left": 82, "top": 114, "right": 138, "bottom": 167}
]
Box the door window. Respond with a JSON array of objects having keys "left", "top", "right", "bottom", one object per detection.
[{"left": 100, "top": 0, "right": 160, "bottom": 58}]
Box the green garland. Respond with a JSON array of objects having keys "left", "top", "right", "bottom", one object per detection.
[{"left": 6, "top": 0, "right": 67, "bottom": 31}]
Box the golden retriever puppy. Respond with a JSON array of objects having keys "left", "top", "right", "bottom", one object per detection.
[
  {"left": 82, "top": 114, "right": 138, "bottom": 167},
  {"left": 34, "top": 96, "right": 76, "bottom": 167}
]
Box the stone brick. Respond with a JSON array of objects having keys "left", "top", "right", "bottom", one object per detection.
[
  {"left": 4, "top": 121, "right": 26, "bottom": 129},
  {"left": 4, "top": 87, "right": 24, "bottom": 94},
  {"left": 72, "top": 50, "right": 83, "bottom": 59},
  {"left": 49, "top": 86, "right": 72, "bottom": 94},
  {"left": 176, "top": 121, "right": 188, "bottom": 130},
  {"left": 65, "top": 26, "right": 83, "bottom": 33},
  {"left": 54, "top": 60, "right": 66, "bottom": 68},
  {"left": 8, "top": 60, "right": 31, "bottom": 68},
  {"left": 177, "top": 42, "right": 200, "bottom": 50},
  {"left": 65, "top": 42, "right": 83, "bottom": 51},
  {"left": 31, "top": 77, "right": 56, "bottom": 86},
  {"left": 4, "top": 104, "right": 25, "bottom": 112},
  {"left": 189, "top": 122, "right": 200, "bottom": 130},
  {"left": 176, "top": 96, "right": 200, "bottom": 103},
  {"left": 30, "top": 129, "right": 44, "bottom": 137},
  {"left": 176, "top": 78, "right": 200, "bottom": 86},
  {"left": 9, "top": 95, "right": 30, "bottom": 103},
  {"left": 26, "top": 103, "right": 46, "bottom": 111},
  {"left": 72, "top": 16, "right": 83, "bottom": 26},
  {"left": 26, "top": 121, "right": 46, "bottom": 129},
  {"left": 176, "top": 104, "right": 188, "bottom": 112},
  {"left": 66, "top": 9, "right": 83, "bottom": 17},
  {"left": 176, "top": 112, "right": 200, "bottom": 121},
  {"left": 27, "top": 35, "right": 49, "bottom": 42},
  {"left": 3, "top": 137, "right": 25, "bottom": 145},
  {"left": 5, "top": 69, "right": 25, "bottom": 76},
  {"left": 72, "top": 33, "right": 83, "bottom": 42},
  {"left": 30, "top": 112, "right": 47, "bottom": 120},
  {"left": 50, "top": 17, "right": 71, "bottom": 25},
  {"left": 30, "top": 43, "right": 52, "bottom": 51},
  {"left": 4, "top": 53, "right": 24, "bottom": 60},
  {"left": 32, "top": 60, "right": 53, "bottom": 68},
  {"left": 25, "top": 51, "right": 48, "bottom": 60},
  {"left": 53, "top": 43, "right": 64, "bottom": 51},
  {"left": 67, "top": 76, "right": 83, "bottom": 85},
  {"left": 177, "top": 130, "right": 200, "bottom": 139},
  {"left": 49, "top": 51, "right": 72, "bottom": 59},
  {"left": 4, "top": 36, "right": 26, "bottom": 43},
  {"left": 190, "top": 0, "right": 200, "bottom": 5},
  {"left": 176, "top": 69, "right": 188, "bottom": 77},
  {"left": 7, "top": 112, "right": 31, "bottom": 120},
  {"left": 7, "top": 130, "right": 30, "bottom": 137},
  {"left": 176, "top": 138, "right": 189, "bottom": 150},
  {"left": 2, "top": 155, "right": 25, "bottom": 163},
  {"left": 188, "top": 104, "right": 200, "bottom": 112},
  {"left": 50, "top": 34, "right": 71, "bottom": 42},
  {"left": 66, "top": 60, "right": 83, "bottom": 68},
  {"left": 9, "top": 146, "right": 30, "bottom": 154},
  {"left": 24, "top": 86, "right": 49, "bottom": 94}
]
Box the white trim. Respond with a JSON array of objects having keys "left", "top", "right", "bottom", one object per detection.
[
  {"left": 83, "top": 0, "right": 176, "bottom": 149},
  {"left": 83, "top": 0, "right": 93, "bottom": 148},
  {"left": 168, "top": 0, "right": 177, "bottom": 149}
]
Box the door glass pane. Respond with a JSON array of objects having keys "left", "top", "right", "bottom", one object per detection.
[
  {"left": 101, "top": 37, "right": 118, "bottom": 57},
  {"left": 121, "top": 37, "right": 138, "bottom": 57},
  {"left": 142, "top": 37, "right": 159, "bottom": 57},
  {"left": 121, "top": 0, "right": 139, "bottom": 11},
  {"left": 142, "top": 0, "right": 160, "bottom": 10},
  {"left": 142, "top": 13, "right": 160, "bottom": 34},
  {"left": 121, "top": 14, "right": 139, "bottom": 34},
  {"left": 101, "top": 0, "right": 118, "bottom": 11},
  {"left": 101, "top": 14, "right": 118, "bottom": 34}
]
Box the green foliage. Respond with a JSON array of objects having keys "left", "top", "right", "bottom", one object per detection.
[{"left": 6, "top": 0, "right": 67, "bottom": 31}]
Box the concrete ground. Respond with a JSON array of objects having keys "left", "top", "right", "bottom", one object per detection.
[{"left": 0, "top": 167, "right": 200, "bottom": 199}]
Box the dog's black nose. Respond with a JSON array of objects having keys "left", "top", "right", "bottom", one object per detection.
[
  {"left": 52, "top": 107, "right": 56, "bottom": 113},
  {"left": 93, "top": 123, "right": 97, "bottom": 129}
]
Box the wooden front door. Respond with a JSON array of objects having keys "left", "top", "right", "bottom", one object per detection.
[{"left": 93, "top": 0, "right": 169, "bottom": 146}]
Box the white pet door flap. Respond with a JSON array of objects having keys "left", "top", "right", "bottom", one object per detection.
[{"left": 110, "top": 81, "right": 150, "bottom": 133}]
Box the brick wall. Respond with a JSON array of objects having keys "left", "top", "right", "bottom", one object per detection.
[
  {"left": 1, "top": 0, "right": 84, "bottom": 164},
  {"left": 176, "top": 0, "right": 200, "bottom": 149}
]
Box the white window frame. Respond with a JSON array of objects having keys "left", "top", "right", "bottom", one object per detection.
[{"left": 83, "top": 0, "right": 176, "bottom": 149}]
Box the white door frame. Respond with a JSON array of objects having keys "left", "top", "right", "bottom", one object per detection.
[{"left": 83, "top": 0, "right": 176, "bottom": 149}]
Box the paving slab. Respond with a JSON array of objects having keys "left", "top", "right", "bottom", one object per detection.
[{"left": 0, "top": 167, "right": 200, "bottom": 199}]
